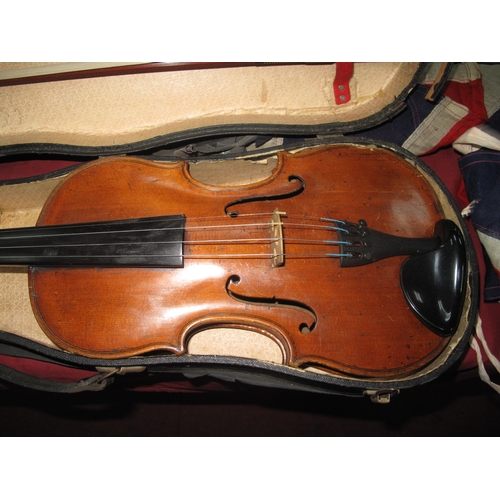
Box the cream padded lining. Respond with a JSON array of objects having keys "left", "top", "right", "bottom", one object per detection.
[{"left": 0, "top": 176, "right": 64, "bottom": 349}]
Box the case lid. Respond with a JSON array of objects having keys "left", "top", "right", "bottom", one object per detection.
[{"left": 0, "top": 62, "right": 424, "bottom": 156}]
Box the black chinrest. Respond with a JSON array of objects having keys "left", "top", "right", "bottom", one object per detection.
[{"left": 400, "top": 219, "right": 466, "bottom": 337}]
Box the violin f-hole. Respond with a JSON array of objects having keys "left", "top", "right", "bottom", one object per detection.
[
  {"left": 225, "top": 274, "right": 318, "bottom": 334},
  {"left": 224, "top": 175, "right": 305, "bottom": 216}
]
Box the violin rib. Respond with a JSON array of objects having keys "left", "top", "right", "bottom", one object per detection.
[{"left": 22, "top": 146, "right": 466, "bottom": 378}]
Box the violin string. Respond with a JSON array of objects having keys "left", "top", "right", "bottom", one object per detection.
[
  {"left": 0, "top": 223, "right": 346, "bottom": 242},
  {"left": 0, "top": 236, "right": 351, "bottom": 250},
  {"left": 2, "top": 252, "right": 351, "bottom": 260},
  {"left": 184, "top": 252, "right": 352, "bottom": 259},
  {"left": 0, "top": 224, "right": 353, "bottom": 259},
  {"left": 0, "top": 213, "right": 349, "bottom": 241},
  {"left": 0, "top": 229, "right": 351, "bottom": 250},
  {"left": 0, "top": 213, "right": 354, "bottom": 260}
]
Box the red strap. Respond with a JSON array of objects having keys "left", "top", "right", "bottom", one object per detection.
[{"left": 333, "top": 62, "right": 354, "bottom": 105}]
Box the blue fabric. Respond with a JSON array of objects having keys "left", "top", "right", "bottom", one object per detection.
[
  {"left": 348, "top": 85, "right": 439, "bottom": 145},
  {"left": 459, "top": 148, "right": 500, "bottom": 302}
]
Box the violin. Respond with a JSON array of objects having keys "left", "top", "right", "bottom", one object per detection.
[{"left": 0, "top": 145, "right": 468, "bottom": 378}]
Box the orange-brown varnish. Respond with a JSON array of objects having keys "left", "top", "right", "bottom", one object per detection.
[{"left": 29, "top": 145, "right": 450, "bottom": 378}]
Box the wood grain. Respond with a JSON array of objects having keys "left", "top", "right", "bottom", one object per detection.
[{"left": 29, "top": 145, "right": 450, "bottom": 378}]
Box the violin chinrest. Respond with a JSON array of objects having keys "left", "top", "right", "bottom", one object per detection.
[{"left": 400, "top": 219, "right": 467, "bottom": 337}]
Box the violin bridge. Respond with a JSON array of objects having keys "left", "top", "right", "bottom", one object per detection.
[{"left": 270, "top": 208, "right": 286, "bottom": 268}]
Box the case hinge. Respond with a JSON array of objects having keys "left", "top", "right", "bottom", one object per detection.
[
  {"left": 364, "top": 389, "right": 400, "bottom": 404},
  {"left": 96, "top": 366, "right": 146, "bottom": 376}
]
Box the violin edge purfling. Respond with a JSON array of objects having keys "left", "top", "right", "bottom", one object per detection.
[{"left": 5, "top": 145, "right": 468, "bottom": 378}]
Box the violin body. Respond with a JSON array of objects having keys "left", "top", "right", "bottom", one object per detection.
[{"left": 16, "top": 144, "right": 472, "bottom": 379}]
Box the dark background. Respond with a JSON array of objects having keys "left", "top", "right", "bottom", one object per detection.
[{"left": 1, "top": 369, "right": 499, "bottom": 436}]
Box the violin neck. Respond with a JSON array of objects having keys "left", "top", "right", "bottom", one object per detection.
[{"left": 0, "top": 215, "right": 185, "bottom": 267}]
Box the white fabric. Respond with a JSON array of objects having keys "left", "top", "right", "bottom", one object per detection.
[
  {"left": 453, "top": 124, "right": 500, "bottom": 154},
  {"left": 402, "top": 96, "right": 469, "bottom": 155},
  {"left": 470, "top": 316, "right": 500, "bottom": 394}
]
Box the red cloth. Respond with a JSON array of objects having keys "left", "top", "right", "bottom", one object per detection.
[
  {"left": 0, "top": 354, "right": 97, "bottom": 383},
  {"left": 425, "top": 78, "right": 489, "bottom": 155},
  {"left": 0, "top": 159, "right": 81, "bottom": 182}
]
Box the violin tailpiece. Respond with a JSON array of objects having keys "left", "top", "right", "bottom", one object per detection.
[{"left": 337, "top": 218, "right": 467, "bottom": 337}]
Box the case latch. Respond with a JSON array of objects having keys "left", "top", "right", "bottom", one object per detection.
[{"left": 364, "top": 389, "right": 400, "bottom": 403}]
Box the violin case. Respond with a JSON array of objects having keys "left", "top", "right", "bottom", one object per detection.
[{"left": 0, "top": 62, "right": 492, "bottom": 402}]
